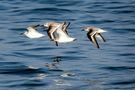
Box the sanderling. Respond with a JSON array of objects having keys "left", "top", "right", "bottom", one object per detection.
[
  {"left": 23, "top": 25, "right": 45, "bottom": 39},
  {"left": 43, "top": 21, "right": 70, "bottom": 39},
  {"left": 43, "top": 21, "right": 76, "bottom": 46},
  {"left": 83, "top": 26, "right": 106, "bottom": 48}
]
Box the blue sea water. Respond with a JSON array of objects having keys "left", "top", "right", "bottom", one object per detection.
[{"left": 0, "top": 0, "right": 135, "bottom": 90}]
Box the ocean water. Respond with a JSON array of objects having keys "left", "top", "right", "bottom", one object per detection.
[{"left": 0, "top": 0, "right": 135, "bottom": 90}]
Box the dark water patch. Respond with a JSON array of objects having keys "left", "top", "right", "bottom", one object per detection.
[
  {"left": 8, "top": 80, "right": 47, "bottom": 88},
  {"left": 48, "top": 69, "right": 63, "bottom": 72},
  {"left": 118, "top": 53, "right": 135, "bottom": 57},
  {"left": 122, "top": 44, "right": 135, "bottom": 47},
  {"left": 64, "top": 51, "right": 78, "bottom": 54},
  {"left": 104, "top": 5, "right": 133, "bottom": 9},
  {"left": 112, "top": 9, "right": 134, "bottom": 14},
  {"left": 0, "top": 61, "right": 20, "bottom": 65},
  {"left": 12, "top": 20, "right": 40, "bottom": 23},
  {"left": 111, "top": 28, "right": 135, "bottom": 34},
  {"left": 0, "top": 65, "right": 45, "bottom": 75},
  {"left": 17, "top": 47, "right": 56, "bottom": 52},
  {"left": 60, "top": 55, "right": 87, "bottom": 61},
  {"left": 13, "top": 7, "right": 74, "bottom": 16},
  {"left": 32, "top": 7, "right": 71, "bottom": 12},
  {"left": 0, "top": 61, "right": 46, "bottom": 75},
  {"left": 0, "top": 38, "right": 4, "bottom": 41},
  {"left": 81, "top": 20, "right": 106, "bottom": 25},
  {"left": 102, "top": 66, "right": 135, "bottom": 71},
  {"left": 10, "top": 28, "right": 26, "bottom": 31},
  {"left": 66, "top": 85, "right": 89, "bottom": 90},
  {"left": 102, "top": 19, "right": 115, "bottom": 23},
  {"left": 0, "top": 5, "right": 9, "bottom": 10},
  {"left": 124, "top": 20, "right": 135, "bottom": 24},
  {"left": 11, "top": 52, "right": 45, "bottom": 58},
  {"left": 110, "top": 79, "right": 135, "bottom": 85},
  {"left": 91, "top": 1, "right": 125, "bottom": 4},
  {"left": 124, "top": 28, "right": 135, "bottom": 32},
  {"left": 18, "top": 41, "right": 40, "bottom": 46},
  {"left": 55, "top": 1, "right": 83, "bottom": 7},
  {"left": 7, "top": 40, "right": 26, "bottom": 44},
  {"left": 36, "top": 0, "right": 66, "bottom": 4}
]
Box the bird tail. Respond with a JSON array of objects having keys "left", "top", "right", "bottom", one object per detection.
[{"left": 98, "top": 29, "right": 106, "bottom": 33}]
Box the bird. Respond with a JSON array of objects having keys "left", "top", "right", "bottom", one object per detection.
[
  {"left": 83, "top": 26, "right": 106, "bottom": 49},
  {"left": 43, "top": 21, "right": 76, "bottom": 46},
  {"left": 23, "top": 25, "right": 45, "bottom": 39},
  {"left": 43, "top": 21, "right": 70, "bottom": 40},
  {"left": 53, "top": 23, "right": 76, "bottom": 45}
]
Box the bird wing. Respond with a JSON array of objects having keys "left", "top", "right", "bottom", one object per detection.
[
  {"left": 87, "top": 30, "right": 96, "bottom": 41},
  {"left": 91, "top": 34, "right": 100, "bottom": 48},
  {"left": 62, "top": 22, "right": 70, "bottom": 35},
  {"left": 55, "top": 41, "right": 58, "bottom": 46},
  {"left": 47, "top": 26, "right": 58, "bottom": 40},
  {"left": 87, "top": 32, "right": 92, "bottom": 41},
  {"left": 87, "top": 31, "right": 100, "bottom": 48},
  {"left": 47, "top": 26, "right": 54, "bottom": 40},
  {"left": 51, "top": 25, "right": 62, "bottom": 46},
  {"left": 97, "top": 33, "right": 106, "bottom": 42}
]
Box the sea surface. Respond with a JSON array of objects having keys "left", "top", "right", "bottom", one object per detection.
[{"left": 0, "top": 0, "right": 135, "bottom": 90}]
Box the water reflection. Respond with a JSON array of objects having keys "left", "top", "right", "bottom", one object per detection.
[
  {"left": 54, "top": 79, "right": 72, "bottom": 86},
  {"left": 44, "top": 56, "right": 62, "bottom": 70},
  {"left": 44, "top": 56, "right": 76, "bottom": 77},
  {"left": 34, "top": 73, "right": 47, "bottom": 80}
]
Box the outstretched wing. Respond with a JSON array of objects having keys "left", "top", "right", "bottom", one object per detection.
[
  {"left": 87, "top": 31, "right": 100, "bottom": 49},
  {"left": 47, "top": 26, "right": 54, "bottom": 40},
  {"left": 91, "top": 34, "right": 100, "bottom": 48},
  {"left": 97, "top": 33, "right": 106, "bottom": 42},
  {"left": 47, "top": 25, "right": 61, "bottom": 40},
  {"left": 55, "top": 41, "right": 58, "bottom": 46},
  {"left": 62, "top": 22, "right": 70, "bottom": 35},
  {"left": 87, "top": 32, "right": 92, "bottom": 41}
]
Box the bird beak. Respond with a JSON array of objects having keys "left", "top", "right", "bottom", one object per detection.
[
  {"left": 40, "top": 25, "right": 44, "bottom": 27},
  {"left": 81, "top": 29, "right": 85, "bottom": 31},
  {"left": 35, "top": 24, "right": 40, "bottom": 27},
  {"left": 39, "top": 25, "right": 48, "bottom": 31},
  {"left": 38, "top": 24, "right": 44, "bottom": 28},
  {"left": 43, "top": 29, "right": 48, "bottom": 31},
  {"left": 20, "top": 32, "right": 24, "bottom": 35}
]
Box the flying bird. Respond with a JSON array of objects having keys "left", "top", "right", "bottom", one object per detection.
[
  {"left": 83, "top": 26, "right": 106, "bottom": 48},
  {"left": 43, "top": 21, "right": 70, "bottom": 40},
  {"left": 23, "top": 25, "right": 45, "bottom": 39},
  {"left": 43, "top": 21, "right": 76, "bottom": 46}
]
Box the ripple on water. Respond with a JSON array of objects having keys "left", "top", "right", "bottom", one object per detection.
[
  {"left": 0, "top": 0, "right": 135, "bottom": 90},
  {"left": 102, "top": 66, "right": 135, "bottom": 71},
  {"left": 0, "top": 61, "right": 46, "bottom": 75}
]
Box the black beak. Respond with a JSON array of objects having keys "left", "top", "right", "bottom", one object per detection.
[
  {"left": 40, "top": 25, "right": 46, "bottom": 29},
  {"left": 30, "top": 24, "right": 41, "bottom": 28},
  {"left": 74, "top": 38, "right": 77, "bottom": 41},
  {"left": 40, "top": 25, "right": 44, "bottom": 27},
  {"left": 35, "top": 24, "right": 40, "bottom": 27},
  {"left": 81, "top": 29, "right": 85, "bottom": 31},
  {"left": 39, "top": 25, "right": 48, "bottom": 31},
  {"left": 20, "top": 32, "right": 24, "bottom": 35}
]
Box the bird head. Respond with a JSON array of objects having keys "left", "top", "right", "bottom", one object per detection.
[
  {"left": 43, "top": 22, "right": 50, "bottom": 27},
  {"left": 83, "top": 26, "right": 93, "bottom": 32}
]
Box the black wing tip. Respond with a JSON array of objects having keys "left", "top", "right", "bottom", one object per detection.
[
  {"left": 92, "top": 43, "right": 100, "bottom": 49},
  {"left": 55, "top": 42, "right": 58, "bottom": 46},
  {"left": 97, "top": 46, "right": 100, "bottom": 49},
  {"left": 98, "top": 33, "right": 106, "bottom": 42}
]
